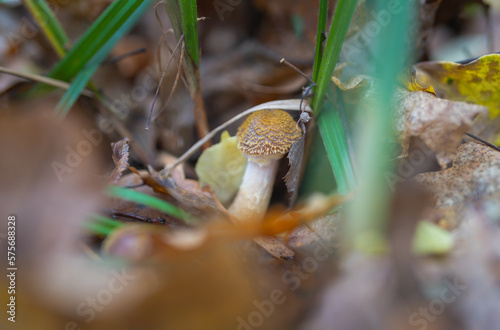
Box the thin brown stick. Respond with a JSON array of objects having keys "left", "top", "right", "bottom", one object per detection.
[
  {"left": 153, "top": 41, "right": 185, "bottom": 122},
  {"left": 192, "top": 78, "right": 211, "bottom": 148},
  {"left": 280, "top": 58, "right": 315, "bottom": 84},
  {"left": 146, "top": 34, "right": 184, "bottom": 130},
  {"left": 0, "top": 66, "right": 94, "bottom": 97},
  {"left": 108, "top": 209, "right": 166, "bottom": 224},
  {"left": 103, "top": 47, "right": 147, "bottom": 65},
  {"left": 161, "top": 99, "right": 313, "bottom": 175},
  {"left": 465, "top": 132, "right": 500, "bottom": 152},
  {"left": 154, "top": 0, "right": 210, "bottom": 146},
  {"left": 154, "top": 1, "right": 170, "bottom": 38},
  {"left": 0, "top": 66, "right": 151, "bottom": 164}
]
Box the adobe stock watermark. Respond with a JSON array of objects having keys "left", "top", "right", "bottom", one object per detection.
[
  {"left": 408, "top": 277, "right": 467, "bottom": 330},
  {"left": 341, "top": 0, "right": 403, "bottom": 59},
  {"left": 237, "top": 239, "right": 336, "bottom": 329},
  {"left": 7, "top": 0, "right": 71, "bottom": 52},
  {"left": 51, "top": 127, "right": 110, "bottom": 182},
  {"left": 384, "top": 139, "right": 435, "bottom": 192},
  {"left": 213, "top": 0, "right": 243, "bottom": 21},
  {"left": 64, "top": 268, "right": 136, "bottom": 330},
  {"left": 108, "top": 64, "right": 159, "bottom": 120}
]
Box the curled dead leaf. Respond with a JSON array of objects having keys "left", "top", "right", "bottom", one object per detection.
[
  {"left": 284, "top": 121, "right": 306, "bottom": 206},
  {"left": 331, "top": 62, "right": 374, "bottom": 104},
  {"left": 149, "top": 165, "right": 228, "bottom": 218},
  {"left": 395, "top": 90, "right": 487, "bottom": 168},
  {"left": 331, "top": 74, "right": 374, "bottom": 104},
  {"left": 108, "top": 137, "right": 130, "bottom": 183}
]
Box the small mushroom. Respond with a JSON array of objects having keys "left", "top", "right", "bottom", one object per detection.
[{"left": 229, "top": 109, "right": 303, "bottom": 221}]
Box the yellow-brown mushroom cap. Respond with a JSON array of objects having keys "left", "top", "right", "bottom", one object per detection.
[{"left": 237, "top": 109, "right": 302, "bottom": 157}]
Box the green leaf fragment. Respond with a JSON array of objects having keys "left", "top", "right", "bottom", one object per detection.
[
  {"left": 195, "top": 131, "right": 247, "bottom": 205},
  {"left": 412, "top": 221, "right": 454, "bottom": 255}
]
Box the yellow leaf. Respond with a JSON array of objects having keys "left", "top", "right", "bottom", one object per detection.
[
  {"left": 415, "top": 54, "right": 500, "bottom": 118},
  {"left": 399, "top": 66, "right": 436, "bottom": 94},
  {"left": 194, "top": 131, "right": 247, "bottom": 205},
  {"left": 412, "top": 221, "right": 453, "bottom": 256}
]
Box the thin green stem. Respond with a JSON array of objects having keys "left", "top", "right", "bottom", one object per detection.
[
  {"left": 312, "top": 0, "right": 328, "bottom": 83},
  {"left": 311, "top": 0, "right": 358, "bottom": 115},
  {"left": 178, "top": 0, "right": 199, "bottom": 66}
]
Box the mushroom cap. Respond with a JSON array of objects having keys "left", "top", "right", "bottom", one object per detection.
[{"left": 237, "top": 109, "right": 302, "bottom": 158}]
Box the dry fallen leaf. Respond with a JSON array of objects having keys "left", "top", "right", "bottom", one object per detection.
[
  {"left": 108, "top": 171, "right": 187, "bottom": 227},
  {"left": 417, "top": 142, "right": 500, "bottom": 210},
  {"left": 395, "top": 90, "right": 487, "bottom": 168},
  {"left": 108, "top": 137, "right": 130, "bottom": 184},
  {"left": 415, "top": 54, "right": 500, "bottom": 117},
  {"left": 287, "top": 213, "right": 342, "bottom": 251},
  {"left": 149, "top": 165, "right": 228, "bottom": 218},
  {"left": 284, "top": 121, "right": 306, "bottom": 206}
]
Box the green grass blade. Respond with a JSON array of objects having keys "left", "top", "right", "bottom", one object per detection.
[
  {"left": 83, "top": 214, "right": 124, "bottom": 235},
  {"left": 83, "top": 222, "right": 115, "bottom": 235},
  {"left": 300, "top": 126, "right": 337, "bottom": 197},
  {"left": 107, "top": 186, "right": 188, "bottom": 220},
  {"left": 164, "top": 1, "right": 182, "bottom": 42},
  {"left": 317, "top": 94, "right": 356, "bottom": 195},
  {"left": 311, "top": 0, "right": 358, "bottom": 115},
  {"left": 165, "top": 0, "right": 201, "bottom": 100},
  {"left": 312, "top": 0, "right": 328, "bottom": 83},
  {"left": 178, "top": 0, "right": 199, "bottom": 66},
  {"left": 33, "top": 0, "right": 151, "bottom": 97},
  {"left": 22, "top": 0, "right": 70, "bottom": 57},
  {"left": 52, "top": 0, "right": 151, "bottom": 113},
  {"left": 49, "top": 0, "right": 149, "bottom": 82},
  {"left": 90, "top": 214, "right": 125, "bottom": 229},
  {"left": 308, "top": 0, "right": 358, "bottom": 195},
  {"left": 56, "top": 64, "right": 96, "bottom": 114}
]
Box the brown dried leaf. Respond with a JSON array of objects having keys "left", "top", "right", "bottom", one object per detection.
[
  {"left": 253, "top": 236, "right": 294, "bottom": 259},
  {"left": 284, "top": 121, "right": 306, "bottom": 206},
  {"left": 417, "top": 142, "right": 500, "bottom": 209},
  {"left": 416, "top": 0, "right": 443, "bottom": 58},
  {"left": 395, "top": 91, "right": 487, "bottom": 168},
  {"left": 345, "top": 0, "right": 367, "bottom": 39},
  {"left": 129, "top": 166, "right": 169, "bottom": 194},
  {"left": 108, "top": 138, "right": 130, "bottom": 184},
  {"left": 108, "top": 171, "right": 186, "bottom": 227},
  {"left": 287, "top": 213, "right": 342, "bottom": 251},
  {"left": 148, "top": 165, "right": 229, "bottom": 219}
]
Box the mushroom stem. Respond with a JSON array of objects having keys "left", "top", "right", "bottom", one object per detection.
[{"left": 229, "top": 159, "right": 279, "bottom": 221}]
